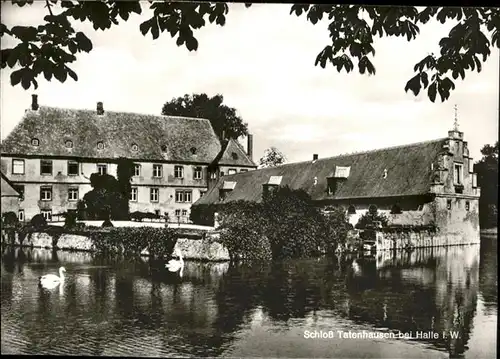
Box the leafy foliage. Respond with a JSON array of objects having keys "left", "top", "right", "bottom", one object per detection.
[
  {"left": 89, "top": 226, "right": 178, "bottom": 259},
  {"left": 474, "top": 141, "right": 498, "bottom": 228},
  {"left": 81, "top": 173, "right": 128, "bottom": 220},
  {"left": 1, "top": 211, "right": 19, "bottom": 226},
  {"left": 190, "top": 203, "right": 218, "bottom": 226},
  {"left": 63, "top": 210, "right": 77, "bottom": 228},
  {"left": 259, "top": 147, "right": 287, "bottom": 168},
  {"left": 116, "top": 157, "right": 134, "bottom": 220},
  {"left": 2, "top": 3, "right": 499, "bottom": 102},
  {"left": 206, "top": 186, "right": 350, "bottom": 260},
  {"left": 161, "top": 93, "right": 248, "bottom": 141},
  {"left": 293, "top": 5, "right": 499, "bottom": 102},
  {"left": 218, "top": 201, "right": 272, "bottom": 261},
  {"left": 390, "top": 203, "right": 402, "bottom": 214},
  {"left": 30, "top": 213, "right": 47, "bottom": 229},
  {"left": 355, "top": 205, "right": 389, "bottom": 229}
]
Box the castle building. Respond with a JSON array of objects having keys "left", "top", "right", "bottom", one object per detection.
[
  {"left": 0, "top": 95, "right": 257, "bottom": 222},
  {"left": 195, "top": 121, "right": 481, "bottom": 242}
]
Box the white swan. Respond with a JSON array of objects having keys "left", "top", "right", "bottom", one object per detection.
[
  {"left": 39, "top": 267, "right": 66, "bottom": 288},
  {"left": 165, "top": 248, "right": 184, "bottom": 276}
]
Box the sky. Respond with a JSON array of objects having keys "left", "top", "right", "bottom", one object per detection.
[{"left": 1, "top": 3, "right": 499, "bottom": 163}]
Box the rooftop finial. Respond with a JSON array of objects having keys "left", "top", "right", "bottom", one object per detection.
[{"left": 453, "top": 104, "right": 459, "bottom": 131}]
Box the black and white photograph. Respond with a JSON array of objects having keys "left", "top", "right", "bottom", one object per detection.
[{"left": 0, "top": 2, "right": 498, "bottom": 358}]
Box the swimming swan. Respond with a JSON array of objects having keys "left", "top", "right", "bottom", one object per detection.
[
  {"left": 39, "top": 267, "right": 66, "bottom": 288},
  {"left": 165, "top": 249, "right": 184, "bottom": 276}
]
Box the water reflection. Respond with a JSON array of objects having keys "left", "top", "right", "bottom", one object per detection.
[{"left": 1, "top": 238, "right": 497, "bottom": 358}]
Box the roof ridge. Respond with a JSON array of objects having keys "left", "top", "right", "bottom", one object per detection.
[
  {"left": 228, "top": 138, "right": 257, "bottom": 166},
  {"left": 1, "top": 171, "right": 21, "bottom": 196},
  {"left": 34, "top": 105, "right": 211, "bottom": 122},
  {"left": 268, "top": 137, "right": 449, "bottom": 170}
]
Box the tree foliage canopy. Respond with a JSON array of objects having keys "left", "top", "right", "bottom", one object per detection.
[
  {"left": 474, "top": 141, "right": 498, "bottom": 228},
  {"left": 2, "top": 2, "right": 498, "bottom": 102},
  {"left": 216, "top": 186, "right": 350, "bottom": 260},
  {"left": 82, "top": 172, "right": 128, "bottom": 220},
  {"left": 161, "top": 93, "right": 248, "bottom": 140},
  {"left": 259, "top": 147, "right": 287, "bottom": 168}
]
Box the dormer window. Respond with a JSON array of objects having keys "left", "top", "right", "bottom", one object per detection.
[
  {"left": 161, "top": 144, "right": 168, "bottom": 152},
  {"left": 131, "top": 143, "right": 138, "bottom": 152},
  {"left": 262, "top": 176, "right": 282, "bottom": 198},
  {"left": 65, "top": 140, "right": 73, "bottom": 148},
  {"left": 97, "top": 141, "right": 104, "bottom": 150},
  {"left": 190, "top": 147, "right": 197, "bottom": 155},
  {"left": 327, "top": 178, "right": 337, "bottom": 195},
  {"left": 231, "top": 152, "right": 238, "bottom": 160},
  {"left": 219, "top": 189, "right": 227, "bottom": 202},
  {"left": 334, "top": 166, "right": 351, "bottom": 178},
  {"left": 31, "top": 138, "right": 39, "bottom": 146},
  {"left": 219, "top": 181, "right": 237, "bottom": 201}
]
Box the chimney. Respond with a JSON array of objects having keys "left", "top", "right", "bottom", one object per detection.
[
  {"left": 96, "top": 101, "right": 104, "bottom": 115},
  {"left": 247, "top": 134, "right": 253, "bottom": 160},
  {"left": 31, "top": 94, "right": 39, "bottom": 111},
  {"left": 313, "top": 154, "right": 318, "bottom": 161}
]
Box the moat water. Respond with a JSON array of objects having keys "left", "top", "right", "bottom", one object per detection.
[{"left": 1, "top": 235, "right": 497, "bottom": 358}]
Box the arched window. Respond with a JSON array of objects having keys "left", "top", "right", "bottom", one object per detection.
[
  {"left": 97, "top": 141, "right": 104, "bottom": 150},
  {"left": 347, "top": 205, "right": 356, "bottom": 214}
]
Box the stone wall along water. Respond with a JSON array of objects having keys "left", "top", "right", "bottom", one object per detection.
[
  {"left": 374, "top": 229, "right": 481, "bottom": 251},
  {"left": 8, "top": 230, "right": 230, "bottom": 261},
  {"left": 173, "top": 237, "right": 230, "bottom": 261}
]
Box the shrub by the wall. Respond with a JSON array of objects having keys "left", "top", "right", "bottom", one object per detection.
[
  {"left": 355, "top": 206, "right": 389, "bottom": 229},
  {"left": 190, "top": 203, "right": 218, "bottom": 226},
  {"left": 216, "top": 187, "right": 351, "bottom": 261},
  {"left": 261, "top": 187, "right": 325, "bottom": 260},
  {"left": 63, "top": 211, "right": 78, "bottom": 228},
  {"left": 30, "top": 214, "right": 47, "bottom": 230},
  {"left": 218, "top": 201, "right": 272, "bottom": 261},
  {"left": 101, "top": 219, "right": 114, "bottom": 227},
  {"left": 320, "top": 207, "right": 351, "bottom": 254},
  {"left": 1, "top": 211, "right": 18, "bottom": 227}
]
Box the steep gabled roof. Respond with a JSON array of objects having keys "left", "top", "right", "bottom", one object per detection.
[
  {"left": 211, "top": 138, "right": 256, "bottom": 168},
  {"left": 1, "top": 106, "right": 222, "bottom": 163},
  {"left": 1, "top": 172, "right": 21, "bottom": 197},
  {"left": 195, "top": 138, "right": 448, "bottom": 205}
]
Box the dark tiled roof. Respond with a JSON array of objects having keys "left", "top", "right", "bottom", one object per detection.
[
  {"left": 1, "top": 172, "right": 20, "bottom": 197},
  {"left": 0, "top": 106, "right": 222, "bottom": 163},
  {"left": 195, "top": 138, "right": 448, "bottom": 205},
  {"left": 216, "top": 138, "right": 256, "bottom": 167}
]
